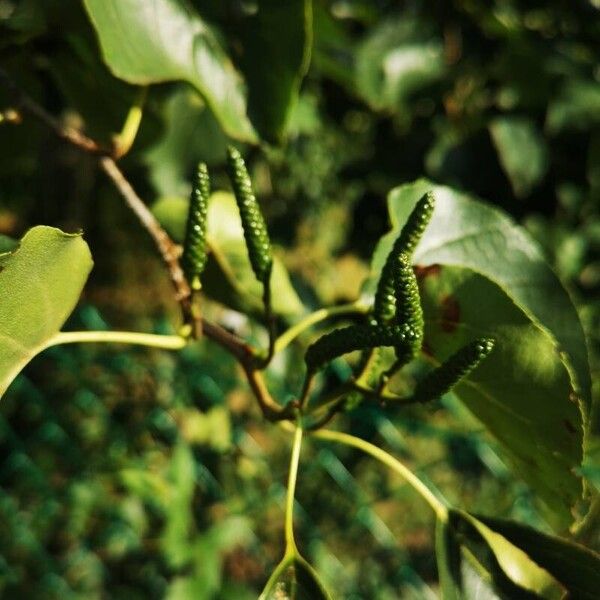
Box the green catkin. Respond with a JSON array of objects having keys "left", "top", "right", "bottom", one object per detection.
[
  {"left": 373, "top": 192, "right": 435, "bottom": 323},
  {"left": 226, "top": 146, "right": 273, "bottom": 285},
  {"left": 412, "top": 337, "right": 495, "bottom": 403},
  {"left": 394, "top": 253, "right": 424, "bottom": 360},
  {"left": 181, "top": 162, "right": 210, "bottom": 288},
  {"left": 305, "top": 323, "right": 418, "bottom": 374},
  {"left": 395, "top": 191, "right": 435, "bottom": 257}
]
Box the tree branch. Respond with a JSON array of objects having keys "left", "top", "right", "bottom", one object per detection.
[
  {"left": 99, "top": 156, "right": 192, "bottom": 308},
  {"left": 0, "top": 67, "right": 105, "bottom": 155},
  {"left": 0, "top": 68, "right": 294, "bottom": 422}
]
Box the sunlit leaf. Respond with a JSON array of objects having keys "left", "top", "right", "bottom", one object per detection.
[
  {"left": 83, "top": 0, "right": 256, "bottom": 141},
  {"left": 0, "top": 226, "right": 93, "bottom": 398},
  {"left": 473, "top": 513, "right": 600, "bottom": 599},
  {"left": 366, "top": 180, "right": 590, "bottom": 525}
]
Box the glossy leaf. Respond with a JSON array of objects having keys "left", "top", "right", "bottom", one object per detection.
[
  {"left": 368, "top": 179, "right": 591, "bottom": 416},
  {"left": 443, "top": 508, "right": 600, "bottom": 599},
  {"left": 0, "top": 226, "right": 93, "bottom": 397},
  {"left": 83, "top": 0, "right": 256, "bottom": 142},
  {"left": 473, "top": 513, "right": 600, "bottom": 599},
  {"left": 436, "top": 514, "right": 528, "bottom": 600},
  {"left": 489, "top": 116, "right": 549, "bottom": 198},
  {"left": 453, "top": 511, "right": 561, "bottom": 598},
  {"left": 419, "top": 266, "right": 583, "bottom": 525},
  {"left": 446, "top": 510, "right": 561, "bottom": 599},
  {"left": 151, "top": 193, "right": 304, "bottom": 317},
  {"left": 239, "top": 0, "right": 313, "bottom": 142}
]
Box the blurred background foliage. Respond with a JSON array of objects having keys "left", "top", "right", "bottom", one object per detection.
[{"left": 0, "top": 0, "right": 599, "bottom": 597}]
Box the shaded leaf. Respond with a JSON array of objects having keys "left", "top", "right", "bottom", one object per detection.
[
  {"left": 0, "top": 0, "right": 46, "bottom": 46},
  {"left": 355, "top": 18, "right": 444, "bottom": 112},
  {"left": 418, "top": 266, "right": 582, "bottom": 526},
  {"left": 0, "top": 226, "right": 93, "bottom": 398},
  {"left": 546, "top": 79, "right": 600, "bottom": 134},
  {"left": 239, "top": 0, "right": 313, "bottom": 142},
  {"left": 144, "top": 88, "right": 228, "bottom": 197},
  {"left": 368, "top": 179, "right": 591, "bottom": 416},
  {"left": 83, "top": 0, "right": 256, "bottom": 141},
  {"left": 489, "top": 116, "right": 549, "bottom": 198}
]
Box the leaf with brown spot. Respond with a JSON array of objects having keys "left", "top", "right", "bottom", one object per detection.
[{"left": 440, "top": 294, "right": 461, "bottom": 333}]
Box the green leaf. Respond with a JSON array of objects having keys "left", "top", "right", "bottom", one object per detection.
[
  {"left": 0, "top": 0, "right": 46, "bottom": 46},
  {"left": 239, "top": 0, "right": 313, "bottom": 142},
  {"left": 259, "top": 554, "right": 332, "bottom": 600},
  {"left": 0, "top": 226, "right": 93, "bottom": 398},
  {"left": 355, "top": 18, "right": 444, "bottom": 113},
  {"left": 580, "top": 437, "right": 600, "bottom": 493},
  {"left": 546, "top": 79, "right": 600, "bottom": 134},
  {"left": 444, "top": 508, "right": 600, "bottom": 598},
  {"left": 489, "top": 117, "right": 549, "bottom": 198},
  {"left": 161, "top": 441, "right": 196, "bottom": 568},
  {"left": 82, "top": 0, "right": 256, "bottom": 142},
  {"left": 144, "top": 88, "right": 228, "bottom": 197},
  {"left": 447, "top": 510, "right": 562, "bottom": 599},
  {"left": 419, "top": 266, "right": 583, "bottom": 526},
  {"left": 473, "top": 513, "right": 600, "bottom": 599},
  {"left": 459, "top": 559, "right": 502, "bottom": 600},
  {"left": 368, "top": 179, "right": 591, "bottom": 417},
  {"left": 151, "top": 193, "right": 304, "bottom": 318}
]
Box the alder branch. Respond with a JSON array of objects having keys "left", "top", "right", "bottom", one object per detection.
[
  {"left": 0, "top": 68, "right": 293, "bottom": 421},
  {"left": 0, "top": 67, "right": 105, "bottom": 154},
  {"left": 0, "top": 68, "right": 192, "bottom": 315},
  {"left": 99, "top": 156, "right": 191, "bottom": 307}
]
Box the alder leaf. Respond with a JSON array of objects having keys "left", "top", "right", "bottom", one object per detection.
[
  {"left": 0, "top": 226, "right": 93, "bottom": 398},
  {"left": 83, "top": 0, "right": 256, "bottom": 142}
]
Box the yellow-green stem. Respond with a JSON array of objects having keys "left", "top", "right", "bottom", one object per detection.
[
  {"left": 285, "top": 424, "right": 304, "bottom": 554},
  {"left": 113, "top": 86, "right": 147, "bottom": 158},
  {"left": 274, "top": 301, "right": 368, "bottom": 355},
  {"left": 311, "top": 428, "right": 447, "bottom": 518},
  {"left": 45, "top": 331, "right": 186, "bottom": 351}
]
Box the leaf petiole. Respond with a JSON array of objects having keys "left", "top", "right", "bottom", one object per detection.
[
  {"left": 45, "top": 330, "right": 187, "bottom": 351},
  {"left": 274, "top": 300, "right": 369, "bottom": 355},
  {"left": 113, "top": 86, "right": 147, "bottom": 159},
  {"left": 285, "top": 423, "right": 304, "bottom": 554},
  {"left": 310, "top": 428, "right": 447, "bottom": 518}
]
